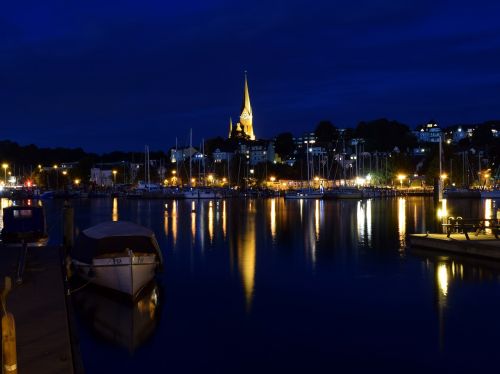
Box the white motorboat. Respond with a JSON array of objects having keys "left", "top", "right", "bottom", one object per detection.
[
  {"left": 183, "top": 188, "right": 223, "bottom": 199},
  {"left": 72, "top": 221, "right": 163, "bottom": 298},
  {"left": 284, "top": 189, "right": 324, "bottom": 199}
]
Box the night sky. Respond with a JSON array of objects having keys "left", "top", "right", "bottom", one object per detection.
[{"left": 2, "top": 0, "right": 500, "bottom": 152}]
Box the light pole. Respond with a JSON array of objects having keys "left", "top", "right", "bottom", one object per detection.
[
  {"left": 2, "top": 163, "right": 8, "bottom": 185},
  {"left": 398, "top": 174, "right": 405, "bottom": 189},
  {"left": 53, "top": 164, "right": 59, "bottom": 190},
  {"left": 112, "top": 170, "right": 117, "bottom": 186}
]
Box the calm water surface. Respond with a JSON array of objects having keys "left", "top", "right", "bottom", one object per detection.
[{"left": 35, "top": 197, "right": 500, "bottom": 373}]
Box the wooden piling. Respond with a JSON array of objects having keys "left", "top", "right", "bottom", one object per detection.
[
  {"left": 2, "top": 313, "right": 17, "bottom": 374},
  {"left": 63, "top": 201, "right": 74, "bottom": 252}
]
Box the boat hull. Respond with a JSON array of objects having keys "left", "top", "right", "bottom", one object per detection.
[{"left": 73, "top": 253, "right": 157, "bottom": 297}]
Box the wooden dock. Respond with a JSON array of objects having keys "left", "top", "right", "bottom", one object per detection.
[
  {"left": 0, "top": 245, "right": 78, "bottom": 373},
  {"left": 409, "top": 233, "right": 500, "bottom": 260}
]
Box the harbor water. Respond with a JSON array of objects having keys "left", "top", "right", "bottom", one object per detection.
[{"left": 26, "top": 197, "right": 500, "bottom": 372}]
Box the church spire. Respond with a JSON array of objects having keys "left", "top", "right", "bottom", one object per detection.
[
  {"left": 228, "top": 117, "right": 233, "bottom": 138},
  {"left": 241, "top": 71, "right": 252, "bottom": 116},
  {"left": 239, "top": 71, "right": 255, "bottom": 140}
]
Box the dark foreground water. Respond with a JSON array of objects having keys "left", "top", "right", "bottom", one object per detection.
[{"left": 21, "top": 197, "right": 500, "bottom": 373}]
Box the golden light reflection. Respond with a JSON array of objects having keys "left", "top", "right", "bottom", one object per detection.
[
  {"left": 270, "top": 198, "right": 276, "bottom": 240},
  {"left": 315, "top": 199, "right": 320, "bottom": 240},
  {"left": 357, "top": 200, "right": 372, "bottom": 245},
  {"left": 357, "top": 201, "right": 364, "bottom": 242},
  {"left": 484, "top": 199, "right": 492, "bottom": 231},
  {"left": 172, "top": 201, "right": 177, "bottom": 246},
  {"left": 366, "top": 199, "right": 372, "bottom": 245},
  {"left": 208, "top": 201, "right": 214, "bottom": 242},
  {"left": 136, "top": 286, "right": 159, "bottom": 321},
  {"left": 238, "top": 216, "right": 256, "bottom": 311},
  {"left": 163, "top": 210, "right": 168, "bottom": 241},
  {"left": 222, "top": 200, "right": 227, "bottom": 239},
  {"left": 191, "top": 202, "right": 196, "bottom": 244},
  {"left": 437, "top": 199, "right": 448, "bottom": 219},
  {"left": 398, "top": 198, "right": 406, "bottom": 250},
  {"left": 0, "top": 198, "right": 12, "bottom": 232},
  {"left": 112, "top": 197, "right": 118, "bottom": 221},
  {"left": 437, "top": 263, "right": 449, "bottom": 297},
  {"left": 299, "top": 198, "right": 303, "bottom": 222}
]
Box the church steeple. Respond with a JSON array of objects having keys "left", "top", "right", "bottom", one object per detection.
[
  {"left": 239, "top": 71, "right": 255, "bottom": 140},
  {"left": 241, "top": 71, "right": 252, "bottom": 117},
  {"left": 228, "top": 117, "right": 233, "bottom": 138}
]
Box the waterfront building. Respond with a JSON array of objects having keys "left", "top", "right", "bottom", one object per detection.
[
  {"left": 90, "top": 168, "right": 114, "bottom": 187},
  {"left": 238, "top": 141, "right": 276, "bottom": 166},
  {"left": 229, "top": 73, "right": 256, "bottom": 141},
  {"left": 213, "top": 148, "right": 234, "bottom": 163},
  {"left": 414, "top": 120, "right": 442, "bottom": 143},
  {"left": 170, "top": 146, "right": 198, "bottom": 163}
]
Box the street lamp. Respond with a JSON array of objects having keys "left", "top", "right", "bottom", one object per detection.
[
  {"left": 53, "top": 164, "right": 59, "bottom": 190},
  {"left": 2, "top": 163, "right": 8, "bottom": 184},
  {"left": 112, "top": 170, "right": 117, "bottom": 185},
  {"left": 398, "top": 174, "right": 406, "bottom": 188}
]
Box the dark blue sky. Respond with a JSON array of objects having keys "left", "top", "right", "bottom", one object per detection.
[{"left": 2, "top": 0, "right": 500, "bottom": 152}]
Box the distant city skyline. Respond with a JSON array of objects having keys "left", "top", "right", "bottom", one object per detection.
[{"left": 2, "top": 1, "right": 500, "bottom": 152}]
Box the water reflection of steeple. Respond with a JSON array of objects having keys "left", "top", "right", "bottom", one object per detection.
[{"left": 236, "top": 207, "right": 256, "bottom": 311}]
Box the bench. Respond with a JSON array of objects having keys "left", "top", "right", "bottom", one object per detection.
[{"left": 444, "top": 217, "right": 500, "bottom": 240}]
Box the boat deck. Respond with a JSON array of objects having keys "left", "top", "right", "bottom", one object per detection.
[{"left": 0, "top": 245, "right": 79, "bottom": 373}]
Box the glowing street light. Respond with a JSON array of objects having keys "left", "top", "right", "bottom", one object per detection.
[
  {"left": 2, "top": 163, "right": 8, "bottom": 184},
  {"left": 112, "top": 170, "right": 118, "bottom": 184},
  {"left": 397, "top": 174, "right": 406, "bottom": 188},
  {"left": 74, "top": 179, "right": 81, "bottom": 186},
  {"left": 270, "top": 176, "right": 276, "bottom": 182}
]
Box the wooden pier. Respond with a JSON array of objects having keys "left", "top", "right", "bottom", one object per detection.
[
  {"left": 0, "top": 245, "right": 79, "bottom": 373},
  {"left": 409, "top": 233, "right": 500, "bottom": 260}
]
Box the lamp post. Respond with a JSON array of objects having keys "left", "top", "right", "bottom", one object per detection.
[
  {"left": 53, "top": 164, "right": 59, "bottom": 190},
  {"left": 2, "top": 163, "right": 8, "bottom": 185},
  {"left": 398, "top": 174, "right": 405, "bottom": 189},
  {"left": 112, "top": 170, "right": 117, "bottom": 186}
]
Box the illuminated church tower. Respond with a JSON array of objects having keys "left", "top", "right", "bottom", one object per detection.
[{"left": 229, "top": 73, "right": 256, "bottom": 140}]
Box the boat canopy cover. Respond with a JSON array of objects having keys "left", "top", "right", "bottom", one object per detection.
[
  {"left": 2, "top": 206, "right": 46, "bottom": 234},
  {"left": 73, "top": 221, "right": 163, "bottom": 265}
]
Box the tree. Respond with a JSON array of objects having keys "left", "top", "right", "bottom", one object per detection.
[
  {"left": 314, "top": 121, "right": 338, "bottom": 143},
  {"left": 274, "top": 132, "right": 295, "bottom": 160},
  {"left": 355, "top": 118, "right": 416, "bottom": 152}
]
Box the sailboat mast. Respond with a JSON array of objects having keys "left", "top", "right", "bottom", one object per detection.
[{"left": 189, "top": 128, "right": 193, "bottom": 187}]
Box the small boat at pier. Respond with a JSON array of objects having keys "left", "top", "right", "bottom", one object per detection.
[
  {"left": 72, "top": 221, "right": 163, "bottom": 298},
  {"left": 1, "top": 206, "right": 49, "bottom": 247},
  {"left": 183, "top": 188, "right": 223, "bottom": 199},
  {"left": 284, "top": 189, "right": 324, "bottom": 199}
]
